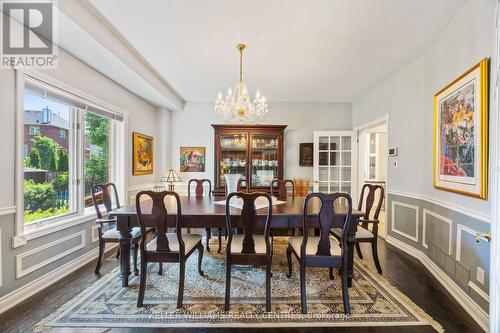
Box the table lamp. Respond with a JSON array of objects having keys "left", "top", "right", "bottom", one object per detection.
[{"left": 161, "top": 169, "right": 182, "bottom": 191}]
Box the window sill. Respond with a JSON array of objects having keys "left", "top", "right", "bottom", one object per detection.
[{"left": 12, "top": 212, "right": 97, "bottom": 247}]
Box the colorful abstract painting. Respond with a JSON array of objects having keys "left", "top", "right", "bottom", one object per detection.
[
  {"left": 133, "top": 132, "right": 153, "bottom": 175},
  {"left": 434, "top": 58, "right": 488, "bottom": 199},
  {"left": 180, "top": 147, "right": 205, "bottom": 172}
]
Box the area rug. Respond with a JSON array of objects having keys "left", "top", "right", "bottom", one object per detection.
[{"left": 36, "top": 238, "right": 443, "bottom": 331}]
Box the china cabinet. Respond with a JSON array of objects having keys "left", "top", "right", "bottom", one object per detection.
[{"left": 212, "top": 124, "right": 287, "bottom": 194}]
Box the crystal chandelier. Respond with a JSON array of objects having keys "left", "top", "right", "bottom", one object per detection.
[{"left": 215, "top": 43, "right": 268, "bottom": 123}]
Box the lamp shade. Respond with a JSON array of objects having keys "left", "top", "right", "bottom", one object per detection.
[{"left": 161, "top": 169, "right": 182, "bottom": 183}]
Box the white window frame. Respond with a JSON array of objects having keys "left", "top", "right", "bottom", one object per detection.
[
  {"left": 59, "top": 128, "right": 66, "bottom": 138},
  {"left": 29, "top": 125, "right": 40, "bottom": 135},
  {"left": 13, "top": 70, "right": 129, "bottom": 247}
]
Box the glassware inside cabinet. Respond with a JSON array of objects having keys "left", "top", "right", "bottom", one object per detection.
[
  {"left": 251, "top": 134, "right": 279, "bottom": 187},
  {"left": 219, "top": 133, "right": 247, "bottom": 188}
]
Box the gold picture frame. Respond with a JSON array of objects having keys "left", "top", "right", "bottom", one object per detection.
[
  {"left": 132, "top": 132, "right": 154, "bottom": 175},
  {"left": 433, "top": 58, "right": 489, "bottom": 199}
]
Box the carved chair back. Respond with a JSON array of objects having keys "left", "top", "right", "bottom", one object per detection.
[
  {"left": 136, "top": 191, "right": 184, "bottom": 253},
  {"left": 270, "top": 179, "right": 295, "bottom": 200},
  {"left": 91, "top": 183, "right": 120, "bottom": 219},
  {"left": 225, "top": 192, "right": 273, "bottom": 255},
  {"left": 358, "top": 184, "right": 384, "bottom": 230},
  {"left": 302, "top": 192, "right": 353, "bottom": 257},
  {"left": 188, "top": 179, "right": 212, "bottom": 197}
]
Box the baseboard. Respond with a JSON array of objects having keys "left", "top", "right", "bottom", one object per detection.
[
  {"left": 0, "top": 244, "right": 117, "bottom": 314},
  {"left": 385, "top": 235, "right": 489, "bottom": 332}
]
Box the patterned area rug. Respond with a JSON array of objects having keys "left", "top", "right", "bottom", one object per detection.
[{"left": 37, "top": 238, "right": 443, "bottom": 331}]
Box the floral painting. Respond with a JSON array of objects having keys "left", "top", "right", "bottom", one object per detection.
[
  {"left": 180, "top": 147, "right": 205, "bottom": 172},
  {"left": 133, "top": 132, "right": 153, "bottom": 175},
  {"left": 434, "top": 58, "right": 488, "bottom": 199},
  {"left": 439, "top": 82, "right": 475, "bottom": 178}
]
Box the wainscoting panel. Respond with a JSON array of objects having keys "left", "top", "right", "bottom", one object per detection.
[
  {"left": 386, "top": 192, "right": 490, "bottom": 327},
  {"left": 391, "top": 201, "right": 419, "bottom": 242},
  {"left": 423, "top": 209, "right": 452, "bottom": 255},
  {"left": 16, "top": 231, "right": 86, "bottom": 279}
]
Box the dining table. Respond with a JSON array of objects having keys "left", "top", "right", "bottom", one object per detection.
[{"left": 109, "top": 195, "right": 364, "bottom": 287}]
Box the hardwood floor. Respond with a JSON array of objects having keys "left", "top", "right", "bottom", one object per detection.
[{"left": 0, "top": 239, "right": 484, "bottom": 333}]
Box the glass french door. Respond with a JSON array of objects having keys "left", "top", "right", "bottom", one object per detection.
[{"left": 313, "top": 131, "right": 357, "bottom": 202}]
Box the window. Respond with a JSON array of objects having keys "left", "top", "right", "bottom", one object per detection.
[
  {"left": 29, "top": 126, "right": 40, "bottom": 135},
  {"left": 19, "top": 75, "right": 125, "bottom": 231}
]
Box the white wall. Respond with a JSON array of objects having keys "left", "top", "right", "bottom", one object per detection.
[
  {"left": 170, "top": 102, "right": 352, "bottom": 186},
  {"left": 352, "top": 0, "right": 494, "bottom": 217}
]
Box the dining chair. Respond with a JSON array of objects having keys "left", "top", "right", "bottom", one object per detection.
[
  {"left": 188, "top": 179, "right": 223, "bottom": 253},
  {"left": 224, "top": 192, "right": 273, "bottom": 312},
  {"left": 330, "top": 183, "right": 384, "bottom": 274},
  {"left": 286, "top": 192, "right": 354, "bottom": 314},
  {"left": 136, "top": 190, "right": 204, "bottom": 308},
  {"left": 92, "top": 183, "right": 141, "bottom": 275},
  {"left": 270, "top": 179, "right": 295, "bottom": 200}
]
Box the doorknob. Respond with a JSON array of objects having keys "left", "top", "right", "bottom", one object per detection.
[
  {"left": 475, "top": 230, "right": 491, "bottom": 242},
  {"left": 313, "top": 180, "right": 319, "bottom": 184}
]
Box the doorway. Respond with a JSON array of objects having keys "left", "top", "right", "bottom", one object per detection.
[{"left": 356, "top": 120, "right": 388, "bottom": 239}]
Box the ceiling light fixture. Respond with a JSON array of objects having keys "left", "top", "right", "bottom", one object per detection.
[{"left": 214, "top": 43, "right": 268, "bottom": 123}]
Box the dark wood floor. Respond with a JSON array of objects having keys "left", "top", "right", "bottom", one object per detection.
[{"left": 0, "top": 237, "right": 485, "bottom": 333}]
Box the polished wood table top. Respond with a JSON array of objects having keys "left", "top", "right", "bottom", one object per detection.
[{"left": 111, "top": 195, "right": 362, "bottom": 218}]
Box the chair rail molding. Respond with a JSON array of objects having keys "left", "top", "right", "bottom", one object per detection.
[
  {"left": 386, "top": 234, "right": 489, "bottom": 331},
  {"left": 16, "top": 230, "right": 86, "bottom": 279},
  {"left": 422, "top": 208, "right": 453, "bottom": 255},
  {"left": 391, "top": 201, "right": 419, "bottom": 243},
  {"left": 387, "top": 190, "right": 490, "bottom": 223},
  {"left": 0, "top": 206, "right": 16, "bottom": 216}
]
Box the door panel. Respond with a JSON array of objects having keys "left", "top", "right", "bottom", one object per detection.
[{"left": 313, "top": 131, "right": 357, "bottom": 204}]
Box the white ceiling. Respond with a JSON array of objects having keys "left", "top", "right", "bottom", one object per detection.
[{"left": 88, "top": 0, "right": 464, "bottom": 102}]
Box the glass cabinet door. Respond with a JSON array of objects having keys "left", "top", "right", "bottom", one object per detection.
[
  {"left": 219, "top": 133, "right": 247, "bottom": 188},
  {"left": 250, "top": 134, "right": 279, "bottom": 187}
]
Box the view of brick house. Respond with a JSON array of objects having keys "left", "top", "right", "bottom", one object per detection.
[{"left": 24, "top": 107, "right": 69, "bottom": 157}]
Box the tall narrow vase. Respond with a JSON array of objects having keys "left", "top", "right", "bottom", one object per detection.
[{"left": 224, "top": 174, "right": 241, "bottom": 202}]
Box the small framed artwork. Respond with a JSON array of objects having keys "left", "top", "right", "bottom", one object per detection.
[
  {"left": 299, "top": 143, "right": 313, "bottom": 166},
  {"left": 433, "top": 58, "right": 489, "bottom": 199},
  {"left": 180, "top": 147, "right": 206, "bottom": 172},
  {"left": 132, "top": 132, "right": 154, "bottom": 175}
]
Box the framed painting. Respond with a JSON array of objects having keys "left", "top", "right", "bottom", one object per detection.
[
  {"left": 299, "top": 143, "right": 313, "bottom": 166},
  {"left": 433, "top": 58, "right": 489, "bottom": 199},
  {"left": 180, "top": 147, "right": 206, "bottom": 172},
  {"left": 132, "top": 132, "right": 153, "bottom": 175}
]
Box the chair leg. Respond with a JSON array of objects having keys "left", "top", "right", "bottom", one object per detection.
[
  {"left": 341, "top": 257, "right": 350, "bottom": 315},
  {"left": 205, "top": 228, "right": 211, "bottom": 252},
  {"left": 372, "top": 240, "right": 383, "bottom": 274},
  {"left": 286, "top": 244, "right": 293, "bottom": 278},
  {"left": 217, "top": 228, "right": 222, "bottom": 253},
  {"left": 137, "top": 259, "right": 147, "bottom": 307},
  {"left": 177, "top": 261, "right": 186, "bottom": 309},
  {"left": 197, "top": 243, "right": 204, "bottom": 276},
  {"left": 224, "top": 261, "right": 232, "bottom": 311},
  {"left": 158, "top": 262, "right": 163, "bottom": 275},
  {"left": 329, "top": 267, "right": 335, "bottom": 280},
  {"left": 115, "top": 247, "right": 120, "bottom": 259},
  {"left": 300, "top": 264, "right": 307, "bottom": 314},
  {"left": 355, "top": 243, "right": 363, "bottom": 259},
  {"left": 132, "top": 243, "right": 139, "bottom": 276},
  {"left": 94, "top": 239, "right": 105, "bottom": 274},
  {"left": 265, "top": 260, "right": 272, "bottom": 312}
]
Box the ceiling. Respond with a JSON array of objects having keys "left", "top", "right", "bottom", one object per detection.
[{"left": 88, "top": 0, "right": 464, "bottom": 102}]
